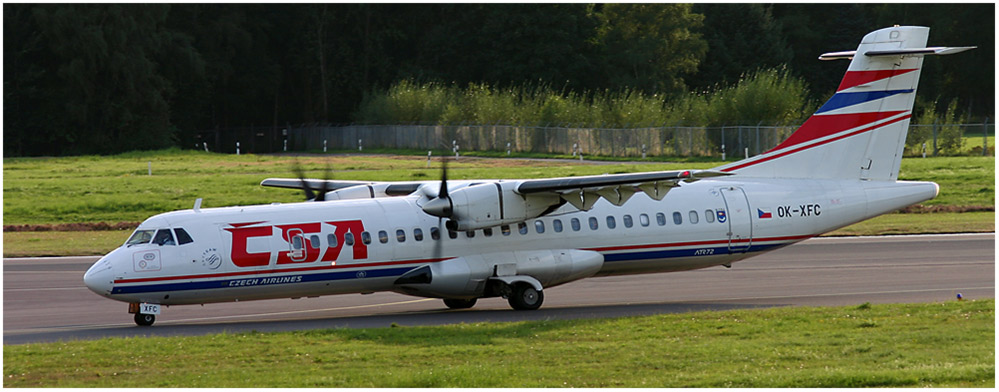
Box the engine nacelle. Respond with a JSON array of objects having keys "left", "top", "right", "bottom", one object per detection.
[
  {"left": 446, "top": 182, "right": 561, "bottom": 232},
  {"left": 392, "top": 249, "right": 604, "bottom": 299}
]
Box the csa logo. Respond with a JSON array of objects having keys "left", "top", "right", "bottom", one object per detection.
[
  {"left": 201, "top": 248, "right": 222, "bottom": 270},
  {"left": 716, "top": 209, "right": 727, "bottom": 223}
]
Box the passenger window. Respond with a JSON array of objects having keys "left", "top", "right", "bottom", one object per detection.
[
  {"left": 623, "top": 215, "right": 633, "bottom": 228},
  {"left": 153, "top": 229, "right": 175, "bottom": 246},
  {"left": 430, "top": 227, "right": 440, "bottom": 240},
  {"left": 589, "top": 216, "right": 599, "bottom": 230},
  {"left": 656, "top": 212, "right": 666, "bottom": 226},
  {"left": 689, "top": 211, "right": 699, "bottom": 224},
  {"left": 553, "top": 219, "right": 563, "bottom": 233},
  {"left": 126, "top": 229, "right": 155, "bottom": 246},
  {"left": 327, "top": 233, "right": 338, "bottom": 247},
  {"left": 310, "top": 235, "right": 320, "bottom": 249},
  {"left": 174, "top": 228, "right": 194, "bottom": 245},
  {"left": 483, "top": 228, "right": 493, "bottom": 237},
  {"left": 535, "top": 220, "right": 545, "bottom": 234},
  {"left": 571, "top": 218, "right": 581, "bottom": 231},
  {"left": 672, "top": 212, "right": 683, "bottom": 225},
  {"left": 705, "top": 210, "right": 715, "bottom": 223},
  {"left": 518, "top": 222, "right": 528, "bottom": 235},
  {"left": 378, "top": 230, "right": 388, "bottom": 244},
  {"left": 361, "top": 231, "right": 372, "bottom": 245},
  {"left": 606, "top": 216, "right": 616, "bottom": 229},
  {"left": 414, "top": 228, "right": 424, "bottom": 241},
  {"left": 345, "top": 232, "right": 355, "bottom": 246},
  {"left": 501, "top": 225, "right": 511, "bottom": 236},
  {"left": 639, "top": 214, "right": 650, "bottom": 227},
  {"left": 396, "top": 229, "right": 406, "bottom": 243}
]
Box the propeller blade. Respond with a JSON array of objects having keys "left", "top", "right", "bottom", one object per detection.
[
  {"left": 438, "top": 157, "right": 449, "bottom": 199},
  {"left": 315, "top": 162, "right": 333, "bottom": 202},
  {"left": 422, "top": 156, "right": 453, "bottom": 217},
  {"left": 292, "top": 161, "right": 317, "bottom": 201}
]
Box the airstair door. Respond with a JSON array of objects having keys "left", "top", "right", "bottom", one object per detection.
[{"left": 719, "top": 187, "right": 752, "bottom": 253}]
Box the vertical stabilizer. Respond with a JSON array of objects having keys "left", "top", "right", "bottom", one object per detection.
[{"left": 715, "top": 26, "right": 973, "bottom": 181}]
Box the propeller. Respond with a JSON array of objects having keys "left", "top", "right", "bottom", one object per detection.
[
  {"left": 422, "top": 157, "right": 453, "bottom": 218},
  {"left": 424, "top": 157, "right": 451, "bottom": 261},
  {"left": 292, "top": 160, "right": 334, "bottom": 202}
]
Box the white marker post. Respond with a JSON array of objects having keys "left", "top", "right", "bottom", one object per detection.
[
  {"left": 358, "top": 139, "right": 363, "bottom": 152},
  {"left": 236, "top": 142, "right": 240, "bottom": 155},
  {"left": 427, "top": 151, "right": 432, "bottom": 167},
  {"left": 323, "top": 139, "right": 327, "bottom": 153},
  {"left": 148, "top": 161, "right": 152, "bottom": 176},
  {"left": 203, "top": 142, "right": 209, "bottom": 152}
]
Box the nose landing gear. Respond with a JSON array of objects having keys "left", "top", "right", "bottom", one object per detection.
[
  {"left": 134, "top": 313, "right": 156, "bottom": 326},
  {"left": 128, "top": 302, "right": 160, "bottom": 326}
]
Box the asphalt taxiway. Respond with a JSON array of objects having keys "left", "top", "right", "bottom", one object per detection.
[{"left": 3, "top": 233, "right": 993, "bottom": 345}]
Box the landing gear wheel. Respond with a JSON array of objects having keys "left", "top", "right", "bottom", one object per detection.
[
  {"left": 443, "top": 298, "right": 478, "bottom": 309},
  {"left": 134, "top": 313, "right": 155, "bottom": 326},
  {"left": 508, "top": 283, "right": 543, "bottom": 310}
]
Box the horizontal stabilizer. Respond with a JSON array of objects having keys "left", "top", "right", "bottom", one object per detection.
[{"left": 820, "top": 46, "right": 976, "bottom": 60}]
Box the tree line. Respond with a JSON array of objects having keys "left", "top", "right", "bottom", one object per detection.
[{"left": 4, "top": 3, "right": 994, "bottom": 156}]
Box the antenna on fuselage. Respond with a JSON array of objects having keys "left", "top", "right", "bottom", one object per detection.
[{"left": 193, "top": 198, "right": 203, "bottom": 212}]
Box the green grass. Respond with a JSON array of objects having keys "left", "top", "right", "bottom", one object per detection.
[
  {"left": 2, "top": 149, "right": 992, "bottom": 228},
  {"left": 898, "top": 156, "right": 994, "bottom": 207},
  {"left": 3, "top": 300, "right": 993, "bottom": 387},
  {"left": 825, "top": 211, "right": 994, "bottom": 237},
  {"left": 3, "top": 231, "right": 131, "bottom": 257}
]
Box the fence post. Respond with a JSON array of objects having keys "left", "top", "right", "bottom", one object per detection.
[
  {"left": 983, "top": 117, "right": 990, "bottom": 156},
  {"left": 932, "top": 120, "right": 938, "bottom": 156}
]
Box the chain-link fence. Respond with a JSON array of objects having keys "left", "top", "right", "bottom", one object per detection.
[{"left": 195, "top": 122, "right": 993, "bottom": 158}]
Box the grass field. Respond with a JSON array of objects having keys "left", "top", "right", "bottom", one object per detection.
[
  {"left": 3, "top": 299, "right": 992, "bottom": 387},
  {"left": 2, "top": 149, "right": 992, "bottom": 225}
]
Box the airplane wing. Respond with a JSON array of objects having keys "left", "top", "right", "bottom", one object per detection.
[
  {"left": 515, "top": 170, "right": 731, "bottom": 208},
  {"left": 260, "top": 178, "right": 373, "bottom": 191}
]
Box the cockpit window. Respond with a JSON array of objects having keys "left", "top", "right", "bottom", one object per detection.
[
  {"left": 174, "top": 228, "right": 194, "bottom": 245},
  {"left": 153, "top": 229, "right": 176, "bottom": 246},
  {"left": 126, "top": 229, "right": 155, "bottom": 246}
]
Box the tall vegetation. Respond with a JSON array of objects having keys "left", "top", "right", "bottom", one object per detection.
[{"left": 356, "top": 68, "right": 812, "bottom": 128}]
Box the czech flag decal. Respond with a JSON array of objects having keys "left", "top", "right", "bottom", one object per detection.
[{"left": 758, "top": 208, "right": 773, "bottom": 219}]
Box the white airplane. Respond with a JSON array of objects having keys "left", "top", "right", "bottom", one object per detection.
[{"left": 85, "top": 26, "right": 973, "bottom": 326}]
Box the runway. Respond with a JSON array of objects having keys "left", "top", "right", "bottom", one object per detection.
[{"left": 4, "top": 233, "right": 994, "bottom": 345}]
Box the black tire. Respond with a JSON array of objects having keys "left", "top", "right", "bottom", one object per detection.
[
  {"left": 508, "top": 283, "right": 543, "bottom": 310},
  {"left": 443, "top": 298, "right": 477, "bottom": 309},
  {"left": 134, "top": 313, "right": 155, "bottom": 326}
]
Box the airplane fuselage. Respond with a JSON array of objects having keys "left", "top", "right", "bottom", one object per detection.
[{"left": 85, "top": 177, "right": 937, "bottom": 306}]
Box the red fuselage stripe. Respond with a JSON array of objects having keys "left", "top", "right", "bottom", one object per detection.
[
  {"left": 721, "top": 114, "right": 912, "bottom": 172},
  {"left": 114, "top": 234, "right": 814, "bottom": 284}
]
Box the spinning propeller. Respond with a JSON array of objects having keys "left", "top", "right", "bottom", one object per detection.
[{"left": 292, "top": 161, "right": 334, "bottom": 202}]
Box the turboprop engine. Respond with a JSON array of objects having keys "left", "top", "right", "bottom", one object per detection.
[
  {"left": 393, "top": 249, "right": 604, "bottom": 300},
  {"left": 422, "top": 181, "right": 561, "bottom": 231}
]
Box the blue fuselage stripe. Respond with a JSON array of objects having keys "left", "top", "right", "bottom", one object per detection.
[{"left": 111, "top": 243, "right": 789, "bottom": 294}]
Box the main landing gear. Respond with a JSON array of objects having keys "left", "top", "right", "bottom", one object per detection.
[
  {"left": 507, "top": 283, "right": 543, "bottom": 310},
  {"left": 441, "top": 282, "right": 545, "bottom": 311}
]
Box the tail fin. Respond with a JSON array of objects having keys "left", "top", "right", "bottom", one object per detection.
[{"left": 715, "top": 26, "right": 973, "bottom": 181}]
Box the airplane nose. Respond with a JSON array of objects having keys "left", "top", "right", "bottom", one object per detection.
[{"left": 84, "top": 257, "right": 115, "bottom": 296}]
